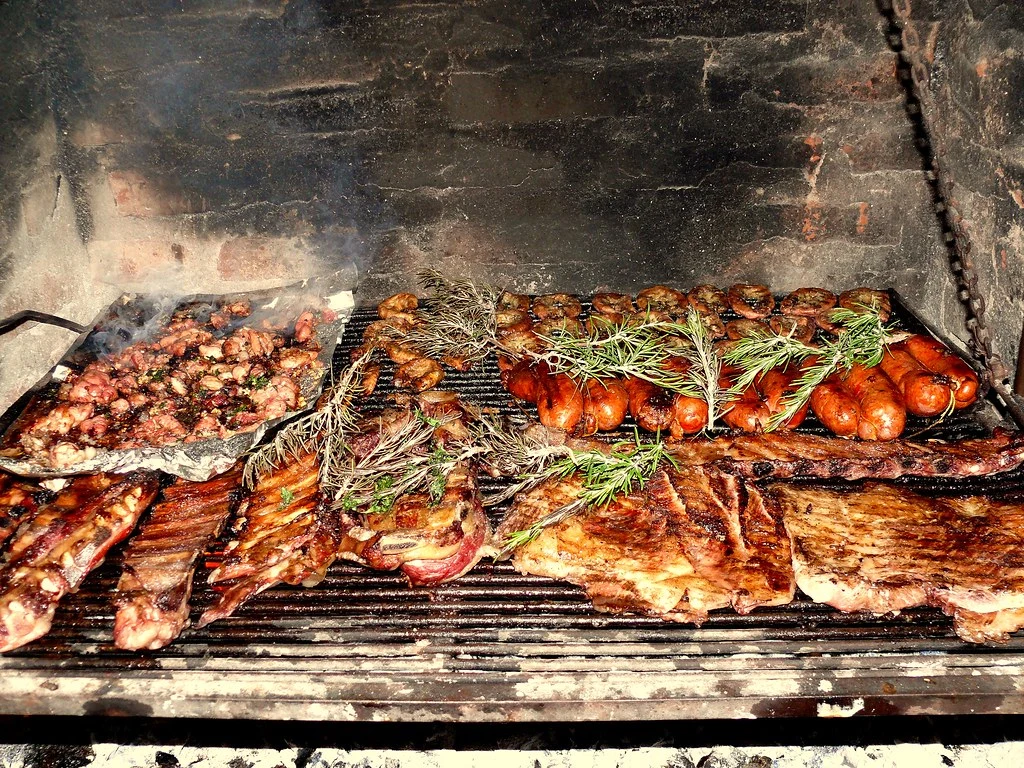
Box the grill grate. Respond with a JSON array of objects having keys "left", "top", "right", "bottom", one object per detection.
[{"left": 2, "top": 294, "right": 1024, "bottom": 721}]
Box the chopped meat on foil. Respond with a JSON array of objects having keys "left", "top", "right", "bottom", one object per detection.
[
  {"left": 114, "top": 467, "right": 243, "bottom": 650},
  {"left": 0, "top": 472, "right": 160, "bottom": 653},
  {"left": 11, "top": 298, "right": 330, "bottom": 469}
]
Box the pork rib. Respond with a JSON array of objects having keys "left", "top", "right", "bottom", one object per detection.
[
  {"left": 675, "top": 429, "right": 1024, "bottom": 481},
  {"left": 114, "top": 467, "right": 243, "bottom": 650},
  {"left": 197, "top": 450, "right": 337, "bottom": 627},
  {"left": 504, "top": 465, "right": 794, "bottom": 625},
  {"left": 768, "top": 482, "right": 1024, "bottom": 643},
  {"left": 0, "top": 472, "right": 160, "bottom": 653}
]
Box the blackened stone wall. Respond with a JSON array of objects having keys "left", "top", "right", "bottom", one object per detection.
[
  {"left": 0, "top": 0, "right": 970, "bottom": 406},
  {"left": 917, "top": 0, "right": 1024, "bottom": 384}
]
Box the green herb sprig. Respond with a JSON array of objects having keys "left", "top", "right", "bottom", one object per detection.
[
  {"left": 531, "top": 314, "right": 692, "bottom": 391},
  {"left": 498, "top": 430, "right": 677, "bottom": 557},
  {"left": 401, "top": 269, "right": 503, "bottom": 366},
  {"left": 721, "top": 305, "right": 895, "bottom": 431}
]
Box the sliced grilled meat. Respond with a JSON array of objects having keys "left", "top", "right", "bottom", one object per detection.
[
  {"left": 198, "top": 450, "right": 337, "bottom": 627},
  {"left": 503, "top": 465, "right": 793, "bottom": 625},
  {"left": 0, "top": 473, "right": 160, "bottom": 653},
  {"left": 768, "top": 482, "right": 1024, "bottom": 643},
  {"left": 114, "top": 467, "right": 243, "bottom": 650}
]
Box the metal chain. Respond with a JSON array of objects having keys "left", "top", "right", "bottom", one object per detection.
[{"left": 882, "top": 0, "right": 1012, "bottom": 397}]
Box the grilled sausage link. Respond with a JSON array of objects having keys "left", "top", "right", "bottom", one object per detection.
[
  {"left": 901, "top": 334, "right": 979, "bottom": 409},
  {"left": 501, "top": 360, "right": 541, "bottom": 403},
  {"left": 582, "top": 378, "right": 630, "bottom": 433},
  {"left": 841, "top": 363, "right": 906, "bottom": 441},
  {"left": 536, "top": 372, "right": 585, "bottom": 431},
  {"left": 669, "top": 393, "right": 708, "bottom": 437},
  {"left": 879, "top": 344, "right": 954, "bottom": 417},
  {"left": 810, "top": 373, "right": 861, "bottom": 438},
  {"left": 624, "top": 377, "right": 676, "bottom": 433},
  {"left": 758, "top": 364, "right": 809, "bottom": 430}
]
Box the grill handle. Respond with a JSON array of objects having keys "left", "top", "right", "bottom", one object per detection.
[{"left": 0, "top": 310, "right": 86, "bottom": 337}]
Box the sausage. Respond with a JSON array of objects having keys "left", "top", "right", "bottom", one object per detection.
[
  {"left": 840, "top": 363, "right": 906, "bottom": 441},
  {"left": 779, "top": 287, "right": 836, "bottom": 317},
  {"left": 727, "top": 284, "right": 775, "bottom": 319},
  {"left": 536, "top": 371, "right": 585, "bottom": 431},
  {"left": 809, "top": 373, "right": 861, "bottom": 438},
  {"left": 533, "top": 293, "right": 582, "bottom": 320},
  {"left": 495, "top": 308, "right": 533, "bottom": 334},
  {"left": 501, "top": 360, "right": 540, "bottom": 402},
  {"left": 722, "top": 384, "right": 770, "bottom": 432},
  {"left": 669, "top": 393, "right": 708, "bottom": 437},
  {"left": 624, "top": 377, "right": 676, "bottom": 433},
  {"left": 901, "top": 334, "right": 979, "bottom": 409},
  {"left": 583, "top": 377, "right": 630, "bottom": 432},
  {"left": 758, "top": 365, "right": 809, "bottom": 429},
  {"left": 879, "top": 344, "right": 954, "bottom": 417},
  {"left": 719, "top": 367, "right": 770, "bottom": 432}
]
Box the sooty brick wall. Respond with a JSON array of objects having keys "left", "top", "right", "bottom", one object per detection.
[
  {"left": 912, "top": 0, "right": 1024, "bottom": 388},
  {"left": 0, "top": 0, "right": 967, "bottom": 407}
]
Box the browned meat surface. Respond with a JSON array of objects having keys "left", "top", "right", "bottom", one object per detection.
[
  {"left": 0, "top": 474, "right": 42, "bottom": 550},
  {"left": 198, "top": 450, "right": 337, "bottom": 627},
  {"left": 114, "top": 467, "right": 243, "bottom": 650},
  {"left": 9, "top": 299, "right": 331, "bottom": 469},
  {"left": 674, "top": 429, "right": 1024, "bottom": 481},
  {"left": 503, "top": 465, "right": 793, "bottom": 625},
  {"left": 768, "top": 482, "right": 1024, "bottom": 643},
  {"left": 338, "top": 461, "right": 489, "bottom": 586},
  {"left": 0, "top": 473, "right": 160, "bottom": 653}
]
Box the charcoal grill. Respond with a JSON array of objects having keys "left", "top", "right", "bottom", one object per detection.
[{"left": 1, "top": 295, "right": 1023, "bottom": 722}]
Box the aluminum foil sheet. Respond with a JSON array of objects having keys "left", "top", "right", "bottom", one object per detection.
[{"left": 0, "top": 275, "right": 354, "bottom": 481}]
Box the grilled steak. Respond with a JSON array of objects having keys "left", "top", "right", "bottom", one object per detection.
[
  {"left": 0, "top": 472, "right": 160, "bottom": 653},
  {"left": 338, "top": 460, "right": 489, "bottom": 586},
  {"left": 198, "top": 450, "right": 338, "bottom": 627},
  {"left": 768, "top": 482, "right": 1024, "bottom": 643},
  {"left": 675, "top": 429, "right": 1024, "bottom": 480},
  {"left": 0, "top": 474, "right": 42, "bottom": 550},
  {"left": 504, "top": 465, "right": 794, "bottom": 624},
  {"left": 114, "top": 467, "right": 243, "bottom": 650}
]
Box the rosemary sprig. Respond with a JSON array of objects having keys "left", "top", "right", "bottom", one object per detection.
[
  {"left": 329, "top": 409, "right": 482, "bottom": 513},
  {"left": 674, "top": 308, "right": 734, "bottom": 431},
  {"left": 497, "top": 430, "right": 677, "bottom": 557},
  {"left": 402, "top": 269, "right": 503, "bottom": 365},
  {"left": 532, "top": 314, "right": 693, "bottom": 392},
  {"left": 242, "top": 349, "right": 374, "bottom": 488},
  {"left": 721, "top": 305, "right": 896, "bottom": 431},
  {"left": 470, "top": 412, "right": 572, "bottom": 506}
]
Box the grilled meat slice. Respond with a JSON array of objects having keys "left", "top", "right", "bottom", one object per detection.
[
  {"left": 672, "top": 429, "right": 1024, "bottom": 481},
  {"left": 0, "top": 474, "right": 43, "bottom": 550},
  {"left": 338, "top": 461, "right": 489, "bottom": 586},
  {"left": 0, "top": 473, "right": 160, "bottom": 653},
  {"left": 114, "top": 467, "right": 243, "bottom": 650},
  {"left": 198, "top": 450, "right": 337, "bottom": 627},
  {"left": 768, "top": 482, "right": 1024, "bottom": 643},
  {"left": 504, "top": 466, "right": 793, "bottom": 624}
]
